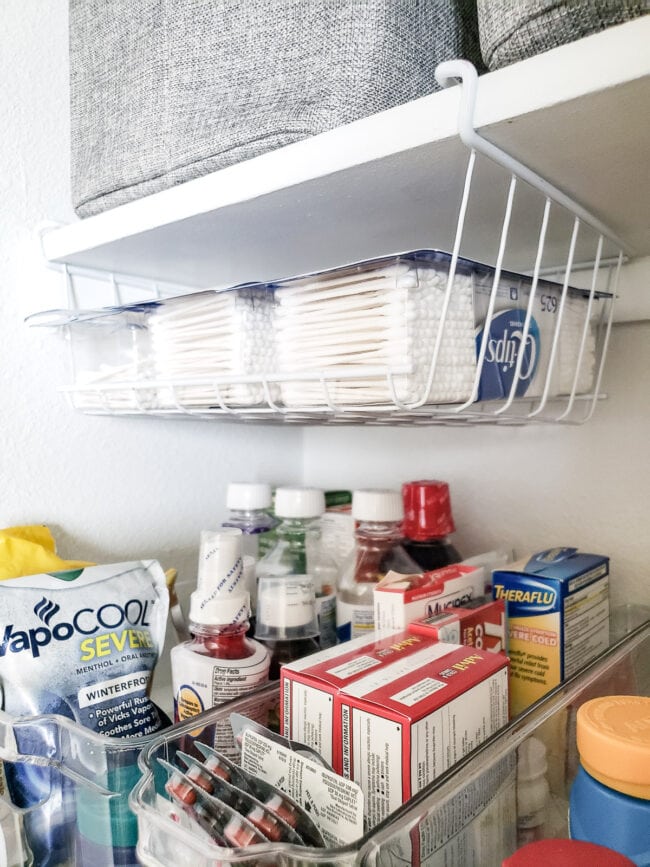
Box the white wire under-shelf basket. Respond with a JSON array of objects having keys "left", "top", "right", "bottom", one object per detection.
[{"left": 36, "top": 61, "right": 625, "bottom": 427}]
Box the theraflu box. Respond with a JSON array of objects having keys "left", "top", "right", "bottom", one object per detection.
[{"left": 492, "top": 547, "right": 609, "bottom": 716}]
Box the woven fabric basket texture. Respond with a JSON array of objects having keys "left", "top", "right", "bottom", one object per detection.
[
  {"left": 477, "top": 0, "right": 649, "bottom": 70},
  {"left": 70, "top": 0, "right": 483, "bottom": 217}
]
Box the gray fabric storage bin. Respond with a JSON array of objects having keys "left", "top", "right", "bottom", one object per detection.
[
  {"left": 477, "top": 0, "right": 648, "bottom": 70},
  {"left": 70, "top": 0, "right": 484, "bottom": 218}
]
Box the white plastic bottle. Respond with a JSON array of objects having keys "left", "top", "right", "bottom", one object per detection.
[
  {"left": 221, "top": 481, "right": 277, "bottom": 624},
  {"left": 170, "top": 528, "right": 270, "bottom": 753},
  {"left": 516, "top": 736, "right": 550, "bottom": 846},
  {"left": 255, "top": 487, "right": 338, "bottom": 675},
  {"left": 222, "top": 482, "right": 277, "bottom": 560}
]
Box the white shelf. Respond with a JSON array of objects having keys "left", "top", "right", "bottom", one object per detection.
[{"left": 42, "top": 17, "right": 650, "bottom": 297}]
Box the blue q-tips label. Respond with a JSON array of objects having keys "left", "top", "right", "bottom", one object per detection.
[{"left": 476, "top": 309, "right": 540, "bottom": 401}]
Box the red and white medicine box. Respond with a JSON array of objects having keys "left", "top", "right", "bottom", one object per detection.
[
  {"left": 280, "top": 630, "right": 430, "bottom": 768},
  {"left": 408, "top": 597, "right": 506, "bottom": 653},
  {"left": 338, "top": 642, "right": 509, "bottom": 828},
  {"left": 373, "top": 564, "right": 486, "bottom": 633}
]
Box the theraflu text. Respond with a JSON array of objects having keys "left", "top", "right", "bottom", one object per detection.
[{"left": 494, "top": 586, "right": 556, "bottom": 605}]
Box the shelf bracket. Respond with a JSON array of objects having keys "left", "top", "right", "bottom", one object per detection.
[{"left": 435, "top": 60, "right": 630, "bottom": 256}]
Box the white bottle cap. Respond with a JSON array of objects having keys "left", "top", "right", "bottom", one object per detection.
[
  {"left": 226, "top": 482, "right": 272, "bottom": 511},
  {"left": 274, "top": 487, "right": 325, "bottom": 519},
  {"left": 352, "top": 489, "right": 403, "bottom": 522},
  {"left": 189, "top": 528, "right": 250, "bottom": 625}
]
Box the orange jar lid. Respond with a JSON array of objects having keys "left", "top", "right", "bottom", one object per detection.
[{"left": 576, "top": 695, "right": 650, "bottom": 800}]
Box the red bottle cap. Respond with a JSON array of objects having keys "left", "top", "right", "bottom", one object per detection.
[
  {"left": 502, "top": 839, "right": 636, "bottom": 866},
  {"left": 402, "top": 480, "right": 455, "bottom": 541}
]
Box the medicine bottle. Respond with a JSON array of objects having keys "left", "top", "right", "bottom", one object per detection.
[
  {"left": 170, "top": 528, "right": 270, "bottom": 753},
  {"left": 402, "top": 480, "right": 461, "bottom": 572},
  {"left": 222, "top": 481, "right": 277, "bottom": 629},
  {"left": 336, "top": 488, "right": 420, "bottom": 641},
  {"left": 516, "top": 736, "right": 550, "bottom": 846},
  {"left": 569, "top": 695, "right": 650, "bottom": 865},
  {"left": 222, "top": 482, "right": 277, "bottom": 561},
  {"left": 255, "top": 487, "right": 337, "bottom": 677}
]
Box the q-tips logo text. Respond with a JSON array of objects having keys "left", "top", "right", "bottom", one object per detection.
[
  {"left": 485, "top": 326, "right": 538, "bottom": 378},
  {"left": 477, "top": 309, "right": 541, "bottom": 400},
  {"left": 0, "top": 596, "right": 154, "bottom": 659}
]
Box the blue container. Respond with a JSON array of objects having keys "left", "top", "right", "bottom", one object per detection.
[
  {"left": 569, "top": 695, "right": 650, "bottom": 867},
  {"left": 570, "top": 765, "right": 650, "bottom": 866}
]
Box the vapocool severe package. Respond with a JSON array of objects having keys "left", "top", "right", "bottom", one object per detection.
[
  {"left": 0, "top": 560, "right": 169, "bottom": 865},
  {"left": 0, "top": 560, "right": 169, "bottom": 731}
]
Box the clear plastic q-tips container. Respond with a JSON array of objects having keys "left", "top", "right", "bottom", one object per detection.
[{"left": 131, "top": 622, "right": 649, "bottom": 867}]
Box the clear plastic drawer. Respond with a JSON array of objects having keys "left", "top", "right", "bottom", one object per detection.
[{"left": 131, "top": 619, "right": 649, "bottom": 866}]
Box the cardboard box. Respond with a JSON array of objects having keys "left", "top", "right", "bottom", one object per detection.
[
  {"left": 408, "top": 597, "right": 506, "bottom": 653},
  {"left": 280, "top": 630, "right": 431, "bottom": 767},
  {"left": 320, "top": 490, "right": 355, "bottom": 569},
  {"left": 374, "top": 564, "right": 486, "bottom": 633},
  {"left": 492, "top": 547, "right": 609, "bottom": 716},
  {"left": 338, "top": 642, "right": 509, "bottom": 827}
]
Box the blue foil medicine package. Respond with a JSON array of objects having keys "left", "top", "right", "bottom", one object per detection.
[{"left": 0, "top": 560, "right": 170, "bottom": 865}]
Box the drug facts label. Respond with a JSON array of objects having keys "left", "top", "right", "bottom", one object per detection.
[
  {"left": 240, "top": 728, "right": 364, "bottom": 846},
  {"left": 288, "top": 682, "right": 334, "bottom": 764}
]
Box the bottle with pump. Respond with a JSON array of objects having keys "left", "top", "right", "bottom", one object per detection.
[
  {"left": 221, "top": 482, "right": 277, "bottom": 628},
  {"left": 170, "top": 528, "right": 270, "bottom": 753},
  {"left": 336, "top": 488, "right": 420, "bottom": 642},
  {"left": 401, "top": 480, "right": 462, "bottom": 572},
  {"left": 255, "top": 487, "right": 337, "bottom": 678}
]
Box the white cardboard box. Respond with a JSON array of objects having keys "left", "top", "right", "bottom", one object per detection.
[
  {"left": 338, "top": 642, "right": 509, "bottom": 827},
  {"left": 280, "top": 630, "right": 430, "bottom": 768},
  {"left": 374, "top": 564, "right": 486, "bottom": 633}
]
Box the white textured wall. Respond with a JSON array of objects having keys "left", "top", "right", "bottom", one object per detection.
[
  {"left": 303, "top": 319, "right": 650, "bottom": 608},
  {"left": 0, "top": 1, "right": 303, "bottom": 707}
]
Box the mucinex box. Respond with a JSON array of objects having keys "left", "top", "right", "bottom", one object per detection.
[
  {"left": 280, "top": 630, "right": 429, "bottom": 768},
  {"left": 338, "top": 642, "right": 509, "bottom": 828},
  {"left": 407, "top": 597, "right": 506, "bottom": 653},
  {"left": 373, "top": 564, "right": 485, "bottom": 633},
  {"left": 492, "top": 547, "right": 609, "bottom": 716}
]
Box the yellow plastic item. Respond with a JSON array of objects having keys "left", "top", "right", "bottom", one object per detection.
[
  {"left": 0, "top": 525, "right": 94, "bottom": 580},
  {"left": 576, "top": 695, "right": 650, "bottom": 800}
]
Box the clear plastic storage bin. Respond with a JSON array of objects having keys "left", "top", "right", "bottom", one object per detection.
[
  {"left": 65, "top": 306, "right": 154, "bottom": 413},
  {"left": 0, "top": 711, "right": 163, "bottom": 867},
  {"left": 30, "top": 250, "right": 613, "bottom": 422},
  {"left": 0, "top": 618, "right": 646, "bottom": 866},
  {"left": 131, "top": 620, "right": 649, "bottom": 867}
]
